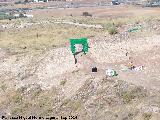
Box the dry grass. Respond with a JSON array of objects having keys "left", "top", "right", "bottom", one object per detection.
[
  {"left": 1, "top": 5, "right": 160, "bottom": 118},
  {"left": 142, "top": 113, "right": 152, "bottom": 120},
  {"left": 0, "top": 20, "right": 101, "bottom": 51},
  {"left": 1, "top": 15, "right": 159, "bottom": 52},
  {"left": 0, "top": 85, "right": 59, "bottom": 116}
]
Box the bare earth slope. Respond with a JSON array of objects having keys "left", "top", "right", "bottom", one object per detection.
[
  {"left": 0, "top": 4, "right": 160, "bottom": 119},
  {"left": 1, "top": 34, "right": 160, "bottom": 97}
]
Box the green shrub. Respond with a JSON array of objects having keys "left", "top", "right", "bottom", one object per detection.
[
  {"left": 0, "top": 84, "right": 7, "bottom": 92},
  {"left": 12, "top": 93, "right": 23, "bottom": 104},
  {"left": 60, "top": 79, "right": 67, "bottom": 86},
  {"left": 108, "top": 26, "right": 118, "bottom": 35},
  {"left": 121, "top": 91, "right": 135, "bottom": 104},
  {"left": 143, "top": 113, "right": 152, "bottom": 120}
]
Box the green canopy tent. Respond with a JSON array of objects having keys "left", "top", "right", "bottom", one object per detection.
[
  {"left": 70, "top": 38, "right": 89, "bottom": 55},
  {"left": 70, "top": 38, "right": 89, "bottom": 64}
]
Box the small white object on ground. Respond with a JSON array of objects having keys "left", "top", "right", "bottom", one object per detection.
[
  {"left": 134, "top": 66, "right": 144, "bottom": 71},
  {"left": 106, "top": 69, "right": 117, "bottom": 77}
]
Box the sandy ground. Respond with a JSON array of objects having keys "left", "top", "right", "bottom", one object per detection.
[
  {"left": 0, "top": 4, "right": 160, "bottom": 118},
  {"left": 1, "top": 34, "right": 160, "bottom": 100},
  {"left": 0, "top": 6, "right": 160, "bottom": 120}
]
